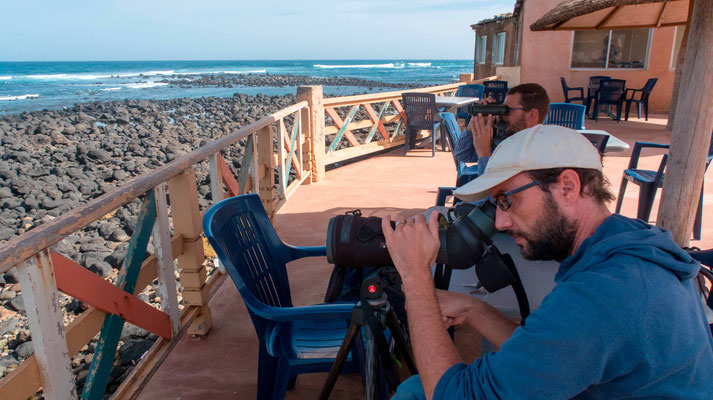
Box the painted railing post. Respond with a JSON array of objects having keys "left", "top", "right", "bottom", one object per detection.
[
  {"left": 166, "top": 168, "right": 211, "bottom": 336},
  {"left": 297, "top": 86, "right": 325, "bottom": 182},
  {"left": 152, "top": 183, "right": 181, "bottom": 336},
  {"left": 16, "top": 250, "right": 77, "bottom": 399},
  {"left": 459, "top": 73, "right": 474, "bottom": 83},
  {"left": 257, "top": 125, "right": 276, "bottom": 217}
]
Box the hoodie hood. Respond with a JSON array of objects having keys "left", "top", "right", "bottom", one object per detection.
[{"left": 556, "top": 214, "right": 699, "bottom": 283}]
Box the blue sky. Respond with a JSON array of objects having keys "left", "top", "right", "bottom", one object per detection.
[{"left": 2, "top": 0, "right": 515, "bottom": 61}]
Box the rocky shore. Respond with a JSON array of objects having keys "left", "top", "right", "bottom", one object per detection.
[
  {"left": 0, "top": 74, "right": 421, "bottom": 396},
  {"left": 157, "top": 72, "right": 422, "bottom": 89}
]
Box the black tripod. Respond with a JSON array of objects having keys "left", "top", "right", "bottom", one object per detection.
[{"left": 319, "top": 291, "right": 417, "bottom": 400}]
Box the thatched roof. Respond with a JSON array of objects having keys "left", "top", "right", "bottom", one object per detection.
[{"left": 530, "top": 0, "right": 688, "bottom": 31}]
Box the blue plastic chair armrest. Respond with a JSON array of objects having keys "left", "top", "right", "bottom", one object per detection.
[
  {"left": 629, "top": 142, "right": 670, "bottom": 169},
  {"left": 286, "top": 245, "right": 327, "bottom": 260},
  {"left": 250, "top": 301, "right": 356, "bottom": 322}
]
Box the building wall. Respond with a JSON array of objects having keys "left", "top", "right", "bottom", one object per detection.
[
  {"left": 520, "top": 0, "right": 677, "bottom": 113},
  {"left": 472, "top": 18, "right": 519, "bottom": 79}
]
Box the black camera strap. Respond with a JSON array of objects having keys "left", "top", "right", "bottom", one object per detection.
[{"left": 359, "top": 292, "right": 401, "bottom": 391}]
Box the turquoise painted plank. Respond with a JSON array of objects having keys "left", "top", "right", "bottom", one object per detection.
[
  {"left": 365, "top": 101, "right": 390, "bottom": 143},
  {"left": 238, "top": 135, "right": 254, "bottom": 194},
  {"left": 328, "top": 105, "right": 359, "bottom": 153},
  {"left": 394, "top": 119, "right": 403, "bottom": 138},
  {"left": 81, "top": 191, "right": 157, "bottom": 400},
  {"left": 286, "top": 114, "right": 300, "bottom": 184}
]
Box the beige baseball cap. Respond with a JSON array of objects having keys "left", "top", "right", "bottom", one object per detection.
[{"left": 453, "top": 124, "right": 603, "bottom": 202}]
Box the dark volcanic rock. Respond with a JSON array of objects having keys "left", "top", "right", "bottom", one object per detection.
[{"left": 119, "top": 339, "right": 154, "bottom": 366}]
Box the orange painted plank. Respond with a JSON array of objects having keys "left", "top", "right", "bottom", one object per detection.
[
  {"left": 218, "top": 155, "right": 240, "bottom": 197},
  {"left": 325, "top": 108, "right": 360, "bottom": 147},
  {"left": 392, "top": 99, "right": 407, "bottom": 123},
  {"left": 363, "top": 103, "right": 389, "bottom": 141},
  {"left": 281, "top": 129, "right": 303, "bottom": 179},
  {"left": 51, "top": 251, "right": 172, "bottom": 339}
]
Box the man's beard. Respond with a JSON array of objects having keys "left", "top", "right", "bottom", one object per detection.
[
  {"left": 505, "top": 113, "right": 528, "bottom": 136},
  {"left": 507, "top": 193, "right": 576, "bottom": 262}
]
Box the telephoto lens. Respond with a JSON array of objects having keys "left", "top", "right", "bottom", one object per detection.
[
  {"left": 326, "top": 201, "right": 498, "bottom": 270},
  {"left": 467, "top": 104, "right": 509, "bottom": 116}
]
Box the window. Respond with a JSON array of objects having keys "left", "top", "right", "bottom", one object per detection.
[
  {"left": 492, "top": 32, "right": 506, "bottom": 65},
  {"left": 571, "top": 28, "right": 651, "bottom": 69},
  {"left": 670, "top": 26, "right": 686, "bottom": 69},
  {"left": 476, "top": 35, "right": 487, "bottom": 64}
]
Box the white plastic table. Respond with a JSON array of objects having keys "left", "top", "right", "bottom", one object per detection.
[{"left": 578, "top": 129, "right": 630, "bottom": 153}]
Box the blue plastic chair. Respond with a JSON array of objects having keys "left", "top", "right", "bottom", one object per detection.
[
  {"left": 615, "top": 135, "right": 713, "bottom": 240},
  {"left": 592, "top": 79, "right": 626, "bottom": 122},
  {"left": 483, "top": 80, "right": 508, "bottom": 104},
  {"left": 560, "top": 77, "right": 584, "bottom": 104},
  {"left": 455, "top": 84, "right": 485, "bottom": 124},
  {"left": 203, "top": 194, "right": 358, "bottom": 400},
  {"left": 439, "top": 112, "right": 479, "bottom": 187},
  {"left": 402, "top": 92, "right": 440, "bottom": 157},
  {"left": 625, "top": 78, "right": 657, "bottom": 121},
  {"left": 544, "top": 103, "right": 586, "bottom": 130},
  {"left": 585, "top": 75, "right": 611, "bottom": 116}
]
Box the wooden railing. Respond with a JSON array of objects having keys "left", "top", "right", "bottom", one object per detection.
[
  {"left": 0, "top": 101, "right": 311, "bottom": 400},
  {"left": 0, "top": 75, "right": 500, "bottom": 399}
]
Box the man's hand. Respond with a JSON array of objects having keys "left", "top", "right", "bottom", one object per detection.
[
  {"left": 436, "top": 289, "right": 477, "bottom": 328},
  {"left": 381, "top": 211, "right": 440, "bottom": 286},
  {"left": 468, "top": 113, "right": 494, "bottom": 158}
]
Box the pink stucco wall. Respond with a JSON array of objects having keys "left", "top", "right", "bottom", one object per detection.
[{"left": 520, "top": 0, "right": 677, "bottom": 113}]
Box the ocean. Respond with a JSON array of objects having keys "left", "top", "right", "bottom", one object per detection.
[{"left": 0, "top": 60, "right": 473, "bottom": 115}]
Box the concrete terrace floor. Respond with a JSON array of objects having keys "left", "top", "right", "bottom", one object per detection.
[{"left": 138, "top": 114, "right": 713, "bottom": 399}]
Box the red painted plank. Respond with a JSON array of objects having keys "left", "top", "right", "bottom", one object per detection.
[
  {"left": 218, "top": 155, "right": 241, "bottom": 197},
  {"left": 51, "top": 251, "right": 172, "bottom": 339},
  {"left": 325, "top": 108, "right": 360, "bottom": 147},
  {"left": 363, "top": 103, "right": 389, "bottom": 140}
]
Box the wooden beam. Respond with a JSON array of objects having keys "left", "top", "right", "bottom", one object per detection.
[
  {"left": 657, "top": 0, "right": 713, "bottom": 245},
  {"left": 51, "top": 251, "right": 171, "bottom": 339},
  {"left": 656, "top": 2, "right": 669, "bottom": 28},
  {"left": 16, "top": 250, "right": 77, "bottom": 399},
  {"left": 596, "top": 6, "right": 622, "bottom": 29}
]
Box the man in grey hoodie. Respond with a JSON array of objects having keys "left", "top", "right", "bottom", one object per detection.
[{"left": 383, "top": 124, "right": 713, "bottom": 399}]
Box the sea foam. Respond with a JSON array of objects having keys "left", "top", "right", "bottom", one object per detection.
[
  {"left": 0, "top": 76, "right": 12, "bottom": 80},
  {"left": 126, "top": 82, "right": 169, "bottom": 89},
  {"left": 101, "top": 87, "right": 122, "bottom": 91},
  {"left": 0, "top": 94, "right": 40, "bottom": 101},
  {"left": 314, "top": 63, "right": 396, "bottom": 69}
]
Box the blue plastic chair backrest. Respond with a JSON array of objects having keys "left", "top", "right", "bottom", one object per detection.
[
  {"left": 203, "top": 194, "right": 293, "bottom": 313},
  {"left": 641, "top": 78, "right": 658, "bottom": 99},
  {"left": 588, "top": 76, "right": 611, "bottom": 95},
  {"left": 484, "top": 80, "right": 508, "bottom": 90},
  {"left": 599, "top": 79, "right": 626, "bottom": 102},
  {"left": 456, "top": 84, "right": 485, "bottom": 118},
  {"left": 484, "top": 87, "right": 508, "bottom": 104},
  {"left": 544, "top": 103, "right": 586, "bottom": 130},
  {"left": 402, "top": 92, "right": 436, "bottom": 129}
]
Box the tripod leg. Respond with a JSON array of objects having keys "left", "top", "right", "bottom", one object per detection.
[
  {"left": 319, "top": 322, "right": 361, "bottom": 400},
  {"left": 364, "top": 328, "right": 378, "bottom": 400},
  {"left": 385, "top": 310, "right": 418, "bottom": 375}
]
